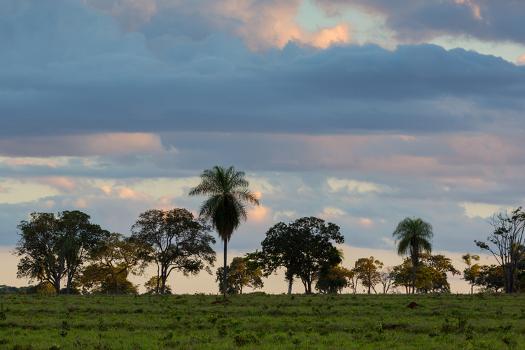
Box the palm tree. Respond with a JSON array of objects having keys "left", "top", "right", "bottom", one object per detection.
[
  {"left": 189, "top": 166, "right": 260, "bottom": 297},
  {"left": 392, "top": 217, "right": 433, "bottom": 294}
]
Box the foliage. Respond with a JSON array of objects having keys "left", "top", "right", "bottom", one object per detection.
[
  {"left": 475, "top": 265, "right": 505, "bottom": 292},
  {"left": 462, "top": 254, "right": 481, "bottom": 294},
  {"left": 316, "top": 263, "right": 354, "bottom": 294},
  {"left": 131, "top": 208, "right": 216, "bottom": 294},
  {"left": 353, "top": 257, "right": 383, "bottom": 294},
  {"left": 216, "top": 257, "right": 264, "bottom": 294},
  {"left": 391, "top": 254, "right": 458, "bottom": 293},
  {"left": 79, "top": 233, "right": 145, "bottom": 294},
  {"left": 144, "top": 276, "right": 172, "bottom": 294},
  {"left": 475, "top": 207, "right": 525, "bottom": 293},
  {"left": 259, "top": 217, "right": 344, "bottom": 294},
  {"left": 392, "top": 217, "right": 433, "bottom": 294},
  {"left": 189, "top": 166, "right": 259, "bottom": 297},
  {"left": 15, "top": 211, "right": 108, "bottom": 294}
]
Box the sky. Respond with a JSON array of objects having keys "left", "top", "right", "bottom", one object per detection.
[{"left": 1, "top": 0, "right": 525, "bottom": 293}]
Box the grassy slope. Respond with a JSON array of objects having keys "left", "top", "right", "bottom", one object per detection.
[{"left": 0, "top": 293, "right": 524, "bottom": 349}]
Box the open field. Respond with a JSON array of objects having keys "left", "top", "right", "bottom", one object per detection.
[{"left": 0, "top": 294, "right": 524, "bottom": 350}]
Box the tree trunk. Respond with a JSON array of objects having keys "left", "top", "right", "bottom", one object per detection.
[
  {"left": 223, "top": 239, "right": 228, "bottom": 298},
  {"left": 53, "top": 279, "right": 61, "bottom": 294},
  {"left": 287, "top": 278, "right": 293, "bottom": 295}
]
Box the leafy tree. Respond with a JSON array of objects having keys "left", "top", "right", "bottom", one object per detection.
[
  {"left": 391, "top": 254, "right": 458, "bottom": 293},
  {"left": 216, "top": 257, "right": 264, "bottom": 294},
  {"left": 189, "top": 166, "right": 259, "bottom": 297},
  {"left": 259, "top": 217, "right": 344, "bottom": 294},
  {"left": 475, "top": 265, "right": 505, "bottom": 292},
  {"left": 462, "top": 253, "right": 481, "bottom": 294},
  {"left": 144, "top": 276, "right": 172, "bottom": 294},
  {"left": 392, "top": 217, "right": 433, "bottom": 294},
  {"left": 353, "top": 257, "right": 383, "bottom": 294},
  {"left": 80, "top": 233, "right": 145, "bottom": 294},
  {"left": 316, "top": 263, "right": 354, "bottom": 294},
  {"left": 131, "top": 208, "right": 216, "bottom": 294},
  {"left": 15, "top": 211, "right": 108, "bottom": 294},
  {"left": 475, "top": 207, "right": 525, "bottom": 293}
]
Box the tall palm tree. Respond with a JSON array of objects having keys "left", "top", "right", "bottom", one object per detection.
[
  {"left": 392, "top": 217, "right": 433, "bottom": 294},
  {"left": 189, "top": 166, "right": 259, "bottom": 297}
]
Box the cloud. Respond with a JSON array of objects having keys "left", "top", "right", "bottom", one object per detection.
[
  {"left": 460, "top": 202, "right": 510, "bottom": 219},
  {"left": 518, "top": 54, "right": 525, "bottom": 66},
  {"left": 327, "top": 178, "right": 386, "bottom": 194},
  {"left": 316, "top": 0, "right": 525, "bottom": 45},
  {"left": 1, "top": 0, "right": 525, "bottom": 140},
  {"left": 319, "top": 206, "right": 346, "bottom": 219},
  {"left": 0, "top": 133, "right": 168, "bottom": 157}
]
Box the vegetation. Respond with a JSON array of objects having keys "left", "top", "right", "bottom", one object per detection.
[
  {"left": 189, "top": 166, "right": 260, "bottom": 297},
  {"left": 0, "top": 294, "right": 524, "bottom": 349}
]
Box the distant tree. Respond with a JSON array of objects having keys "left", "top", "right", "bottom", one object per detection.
[
  {"left": 131, "top": 208, "right": 216, "bottom": 294},
  {"left": 392, "top": 217, "right": 433, "bottom": 294},
  {"left": 391, "top": 254, "right": 458, "bottom": 293},
  {"left": 316, "top": 261, "right": 354, "bottom": 294},
  {"left": 462, "top": 253, "right": 481, "bottom": 294},
  {"left": 475, "top": 207, "right": 525, "bottom": 293},
  {"left": 144, "top": 276, "right": 172, "bottom": 294},
  {"left": 80, "top": 233, "right": 145, "bottom": 294},
  {"left": 216, "top": 256, "right": 264, "bottom": 294},
  {"left": 189, "top": 166, "right": 259, "bottom": 298},
  {"left": 353, "top": 257, "right": 383, "bottom": 294},
  {"left": 259, "top": 217, "right": 344, "bottom": 294},
  {"left": 379, "top": 268, "right": 394, "bottom": 294},
  {"left": 15, "top": 211, "right": 108, "bottom": 294},
  {"left": 475, "top": 265, "right": 505, "bottom": 292}
]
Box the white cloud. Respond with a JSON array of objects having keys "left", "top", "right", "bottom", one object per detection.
[
  {"left": 460, "top": 202, "right": 510, "bottom": 219},
  {"left": 326, "top": 177, "right": 387, "bottom": 194}
]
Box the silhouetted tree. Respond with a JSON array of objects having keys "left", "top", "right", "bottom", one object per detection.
[
  {"left": 131, "top": 208, "right": 216, "bottom": 294},
  {"left": 15, "top": 211, "right": 108, "bottom": 294},
  {"left": 144, "top": 276, "right": 172, "bottom": 294},
  {"left": 353, "top": 257, "right": 383, "bottom": 294},
  {"left": 259, "top": 217, "right": 344, "bottom": 294},
  {"left": 316, "top": 254, "right": 354, "bottom": 294},
  {"left": 392, "top": 217, "right": 433, "bottom": 294},
  {"left": 475, "top": 207, "right": 525, "bottom": 293},
  {"left": 216, "top": 256, "right": 264, "bottom": 294},
  {"left": 189, "top": 166, "right": 259, "bottom": 298},
  {"left": 475, "top": 265, "right": 505, "bottom": 292},
  {"left": 379, "top": 268, "right": 394, "bottom": 294}
]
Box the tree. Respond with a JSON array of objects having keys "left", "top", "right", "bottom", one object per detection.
[
  {"left": 216, "top": 257, "right": 264, "bottom": 294},
  {"left": 79, "top": 233, "right": 145, "bottom": 294},
  {"left": 391, "top": 254, "right": 458, "bottom": 293},
  {"left": 392, "top": 217, "right": 433, "bottom": 294},
  {"left": 353, "top": 257, "right": 383, "bottom": 294},
  {"left": 475, "top": 265, "right": 505, "bottom": 292},
  {"left": 259, "top": 217, "right": 344, "bottom": 294},
  {"left": 131, "top": 208, "right": 216, "bottom": 294},
  {"left": 462, "top": 253, "right": 481, "bottom": 294},
  {"left": 475, "top": 207, "right": 525, "bottom": 293},
  {"left": 189, "top": 166, "right": 259, "bottom": 298},
  {"left": 145, "top": 276, "right": 172, "bottom": 294},
  {"left": 15, "top": 211, "right": 108, "bottom": 294},
  {"left": 316, "top": 264, "right": 354, "bottom": 294},
  {"left": 379, "top": 268, "right": 394, "bottom": 294}
]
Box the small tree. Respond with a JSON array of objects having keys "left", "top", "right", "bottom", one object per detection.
[
  {"left": 379, "top": 268, "right": 394, "bottom": 294},
  {"left": 145, "top": 276, "right": 172, "bottom": 294},
  {"left": 475, "top": 265, "right": 505, "bottom": 292},
  {"left": 462, "top": 253, "right": 481, "bottom": 294},
  {"left": 353, "top": 257, "right": 383, "bottom": 294},
  {"left": 475, "top": 207, "right": 525, "bottom": 293},
  {"left": 131, "top": 208, "right": 216, "bottom": 294},
  {"left": 216, "top": 257, "right": 264, "bottom": 294},
  {"left": 316, "top": 264, "right": 353, "bottom": 294}
]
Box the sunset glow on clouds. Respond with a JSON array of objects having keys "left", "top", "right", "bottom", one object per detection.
[{"left": 1, "top": 0, "right": 525, "bottom": 291}]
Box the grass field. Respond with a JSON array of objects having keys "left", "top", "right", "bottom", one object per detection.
[{"left": 0, "top": 293, "right": 524, "bottom": 350}]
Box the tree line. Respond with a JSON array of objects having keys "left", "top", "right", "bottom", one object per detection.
[{"left": 8, "top": 166, "right": 525, "bottom": 296}]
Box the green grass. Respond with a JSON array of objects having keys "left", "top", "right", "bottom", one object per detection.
[{"left": 0, "top": 293, "right": 524, "bottom": 349}]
